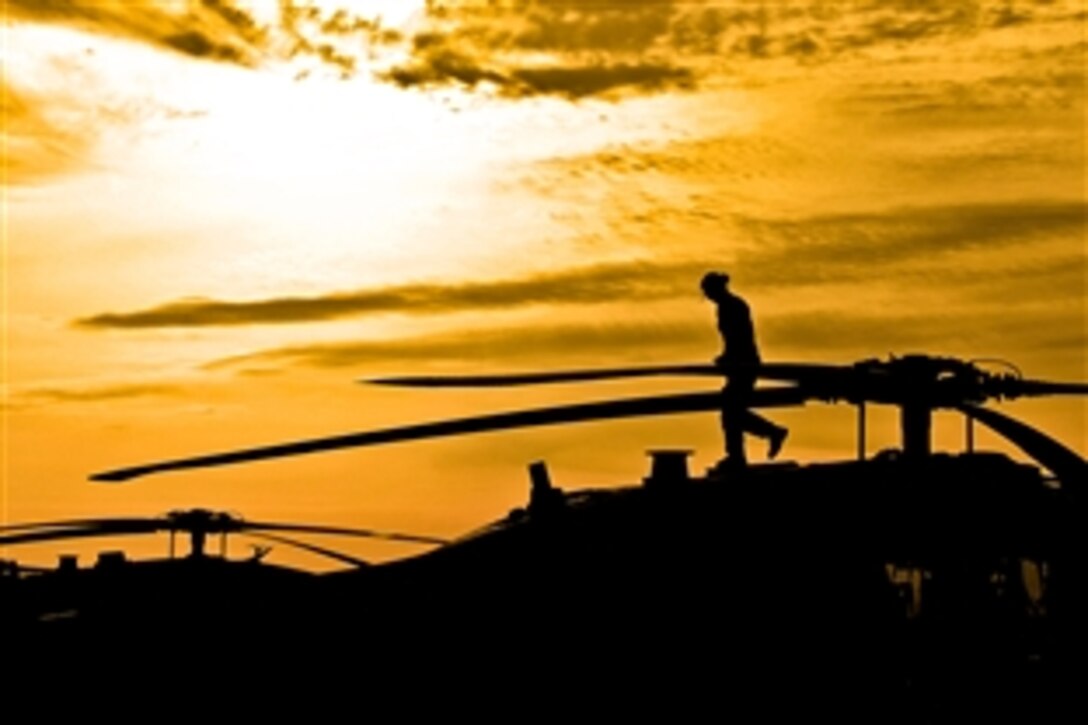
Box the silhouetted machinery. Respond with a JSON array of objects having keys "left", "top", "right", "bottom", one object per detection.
[{"left": 3, "top": 354, "right": 1085, "bottom": 715}]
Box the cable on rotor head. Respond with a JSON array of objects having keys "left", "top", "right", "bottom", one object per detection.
[{"left": 969, "top": 357, "right": 1023, "bottom": 380}]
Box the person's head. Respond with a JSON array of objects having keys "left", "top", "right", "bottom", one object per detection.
[{"left": 701, "top": 271, "right": 730, "bottom": 301}]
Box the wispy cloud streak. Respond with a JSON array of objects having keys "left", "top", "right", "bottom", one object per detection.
[
  {"left": 735, "top": 200, "right": 1087, "bottom": 287},
  {"left": 207, "top": 299, "right": 1085, "bottom": 375},
  {"left": 76, "top": 198, "right": 1085, "bottom": 330},
  {"left": 4, "top": 382, "right": 188, "bottom": 410},
  {"left": 76, "top": 260, "right": 708, "bottom": 329}
]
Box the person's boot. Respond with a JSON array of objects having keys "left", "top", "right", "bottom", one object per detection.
[{"left": 709, "top": 455, "right": 747, "bottom": 476}]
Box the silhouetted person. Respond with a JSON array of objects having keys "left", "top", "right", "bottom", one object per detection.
[{"left": 701, "top": 272, "right": 787, "bottom": 468}]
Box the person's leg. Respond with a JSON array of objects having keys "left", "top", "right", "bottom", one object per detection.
[
  {"left": 729, "top": 370, "right": 788, "bottom": 460},
  {"left": 744, "top": 411, "right": 788, "bottom": 459},
  {"left": 743, "top": 410, "right": 780, "bottom": 439},
  {"left": 722, "top": 376, "right": 754, "bottom": 464}
]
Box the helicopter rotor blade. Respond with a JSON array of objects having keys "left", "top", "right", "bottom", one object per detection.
[
  {"left": 1001, "top": 379, "right": 1088, "bottom": 399},
  {"left": 90, "top": 386, "right": 809, "bottom": 482},
  {"left": 0, "top": 524, "right": 369, "bottom": 569},
  {"left": 0, "top": 515, "right": 443, "bottom": 544},
  {"left": 0, "top": 522, "right": 162, "bottom": 547},
  {"left": 0, "top": 517, "right": 167, "bottom": 534},
  {"left": 241, "top": 521, "right": 448, "bottom": 546},
  {"left": 5, "top": 562, "right": 52, "bottom": 574},
  {"left": 0, "top": 513, "right": 445, "bottom": 556},
  {"left": 242, "top": 531, "right": 371, "bottom": 568},
  {"left": 365, "top": 362, "right": 846, "bottom": 388},
  {"left": 957, "top": 403, "right": 1087, "bottom": 491}
]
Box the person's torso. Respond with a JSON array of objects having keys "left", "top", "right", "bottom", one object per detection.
[{"left": 717, "top": 295, "right": 760, "bottom": 362}]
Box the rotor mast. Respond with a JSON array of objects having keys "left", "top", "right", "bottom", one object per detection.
[
  {"left": 901, "top": 403, "right": 933, "bottom": 459},
  {"left": 896, "top": 356, "right": 939, "bottom": 459}
]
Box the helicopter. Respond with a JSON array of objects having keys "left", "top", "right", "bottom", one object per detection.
[{"left": 2, "top": 353, "right": 1085, "bottom": 715}]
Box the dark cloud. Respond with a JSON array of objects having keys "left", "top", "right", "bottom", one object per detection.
[
  {"left": 5, "top": 0, "right": 398, "bottom": 77},
  {"left": 734, "top": 200, "right": 1087, "bottom": 287},
  {"left": 382, "top": 1, "right": 1082, "bottom": 98},
  {"left": 76, "top": 260, "right": 710, "bottom": 329},
  {"left": 383, "top": 47, "right": 692, "bottom": 98},
  {"left": 510, "top": 62, "right": 693, "bottom": 99},
  {"left": 382, "top": 0, "right": 693, "bottom": 98},
  {"left": 382, "top": 47, "right": 507, "bottom": 89},
  {"left": 278, "top": 0, "right": 404, "bottom": 76},
  {"left": 5, "top": 0, "right": 265, "bottom": 67},
  {"left": 163, "top": 30, "right": 249, "bottom": 63},
  {"left": 838, "top": 3, "right": 981, "bottom": 48},
  {"left": 201, "top": 0, "right": 267, "bottom": 44},
  {"left": 314, "top": 43, "right": 358, "bottom": 75},
  {"left": 764, "top": 306, "right": 1086, "bottom": 359}
]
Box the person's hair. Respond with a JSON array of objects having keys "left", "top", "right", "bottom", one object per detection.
[{"left": 701, "top": 271, "right": 729, "bottom": 297}]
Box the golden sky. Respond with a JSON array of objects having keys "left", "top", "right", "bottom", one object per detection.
[{"left": 2, "top": 0, "right": 1085, "bottom": 568}]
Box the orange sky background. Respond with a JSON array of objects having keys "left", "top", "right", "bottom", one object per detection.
[{"left": 2, "top": 0, "right": 1085, "bottom": 568}]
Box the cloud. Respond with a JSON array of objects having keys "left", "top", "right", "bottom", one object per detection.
[
  {"left": 382, "top": 47, "right": 692, "bottom": 99},
  {"left": 161, "top": 29, "right": 249, "bottom": 63},
  {"left": 1, "top": 82, "right": 92, "bottom": 184},
  {"left": 8, "top": 382, "right": 187, "bottom": 409},
  {"left": 3, "top": 2, "right": 263, "bottom": 186},
  {"left": 5, "top": 1, "right": 401, "bottom": 77},
  {"left": 204, "top": 296, "right": 1085, "bottom": 375},
  {"left": 842, "top": 60, "right": 1087, "bottom": 122},
  {"left": 380, "top": 1, "right": 1084, "bottom": 98},
  {"left": 278, "top": 0, "right": 403, "bottom": 78},
  {"left": 74, "top": 198, "right": 1085, "bottom": 331},
  {"left": 381, "top": 0, "right": 694, "bottom": 98},
  {"left": 764, "top": 306, "right": 1086, "bottom": 360},
  {"left": 5, "top": 0, "right": 267, "bottom": 66},
  {"left": 382, "top": 46, "right": 508, "bottom": 89},
  {"left": 75, "top": 259, "right": 710, "bottom": 329},
  {"left": 1, "top": 75, "right": 210, "bottom": 185},
  {"left": 733, "top": 200, "right": 1088, "bottom": 287},
  {"left": 1, "top": 2, "right": 411, "bottom": 183},
  {"left": 510, "top": 61, "right": 692, "bottom": 98}
]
